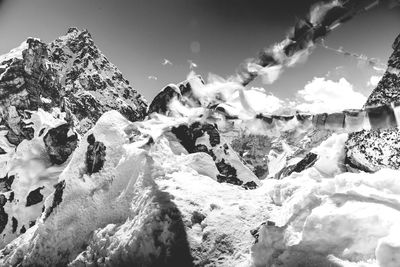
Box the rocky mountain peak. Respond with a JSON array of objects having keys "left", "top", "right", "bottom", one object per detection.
[
  {"left": 346, "top": 33, "right": 400, "bottom": 171},
  {"left": 365, "top": 33, "right": 400, "bottom": 106},
  {"left": 0, "top": 28, "right": 148, "bottom": 146},
  {"left": 48, "top": 28, "right": 148, "bottom": 131}
]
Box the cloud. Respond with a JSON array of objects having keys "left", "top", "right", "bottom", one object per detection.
[
  {"left": 296, "top": 77, "right": 367, "bottom": 113},
  {"left": 242, "top": 88, "right": 284, "bottom": 113},
  {"left": 367, "top": 75, "right": 382, "bottom": 87},
  {"left": 224, "top": 87, "right": 284, "bottom": 116}
]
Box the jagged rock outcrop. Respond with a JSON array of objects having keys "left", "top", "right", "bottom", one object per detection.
[
  {"left": 346, "top": 33, "right": 400, "bottom": 171},
  {"left": 147, "top": 84, "right": 181, "bottom": 115},
  {"left": 43, "top": 123, "right": 78, "bottom": 165},
  {"left": 85, "top": 133, "right": 106, "bottom": 174},
  {"left": 147, "top": 75, "right": 204, "bottom": 115}
]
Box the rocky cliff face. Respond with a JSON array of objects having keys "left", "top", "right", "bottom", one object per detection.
[{"left": 345, "top": 34, "right": 400, "bottom": 171}]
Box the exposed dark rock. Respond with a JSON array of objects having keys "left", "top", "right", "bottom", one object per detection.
[
  {"left": 191, "top": 211, "right": 206, "bottom": 225},
  {"left": 193, "top": 144, "right": 216, "bottom": 160},
  {"left": 20, "top": 225, "right": 26, "bottom": 234},
  {"left": 0, "top": 207, "right": 8, "bottom": 234},
  {"left": 0, "top": 147, "right": 6, "bottom": 155},
  {"left": 216, "top": 159, "right": 243, "bottom": 186},
  {"left": 147, "top": 84, "right": 181, "bottom": 115},
  {"left": 171, "top": 122, "right": 219, "bottom": 153},
  {"left": 11, "top": 217, "right": 17, "bottom": 233},
  {"left": 344, "top": 154, "right": 375, "bottom": 173},
  {"left": 243, "top": 181, "right": 258, "bottom": 190},
  {"left": 44, "top": 180, "right": 66, "bottom": 220},
  {"left": 0, "top": 174, "right": 14, "bottom": 193},
  {"left": 26, "top": 187, "right": 44, "bottom": 207},
  {"left": 8, "top": 192, "right": 14, "bottom": 203},
  {"left": 0, "top": 195, "right": 6, "bottom": 207},
  {"left": 43, "top": 123, "right": 78, "bottom": 165},
  {"left": 202, "top": 124, "right": 220, "bottom": 147},
  {"left": 86, "top": 134, "right": 106, "bottom": 174},
  {"left": 283, "top": 152, "right": 318, "bottom": 178}
]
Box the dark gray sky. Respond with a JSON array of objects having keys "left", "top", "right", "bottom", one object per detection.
[{"left": 0, "top": 0, "right": 399, "bottom": 101}]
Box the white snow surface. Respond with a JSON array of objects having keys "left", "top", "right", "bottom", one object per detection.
[
  {"left": 0, "top": 108, "right": 69, "bottom": 246},
  {"left": 1, "top": 111, "right": 400, "bottom": 267},
  {"left": 0, "top": 40, "right": 28, "bottom": 64}
]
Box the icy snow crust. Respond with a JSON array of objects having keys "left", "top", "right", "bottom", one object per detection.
[{"left": 0, "top": 111, "right": 399, "bottom": 266}]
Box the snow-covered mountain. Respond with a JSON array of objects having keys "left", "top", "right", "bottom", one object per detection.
[
  {"left": 0, "top": 28, "right": 400, "bottom": 267},
  {"left": 0, "top": 28, "right": 147, "bottom": 248}
]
